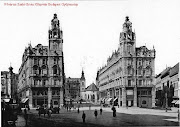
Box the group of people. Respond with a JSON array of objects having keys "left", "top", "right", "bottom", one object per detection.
[
  {"left": 38, "top": 106, "right": 52, "bottom": 118},
  {"left": 81, "top": 106, "right": 116, "bottom": 123}
]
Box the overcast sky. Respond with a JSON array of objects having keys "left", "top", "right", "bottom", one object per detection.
[{"left": 0, "top": 0, "right": 180, "bottom": 87}]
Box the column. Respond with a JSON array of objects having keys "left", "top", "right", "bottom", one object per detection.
[
  {"left": 48, "top": 87, "right": 52, "bottom": 108},
  {"left": 118, "top": 88, "right": 121, "bottom": 107},
  {"left": 60, "top": 87, "right": 63, "bottom": 107},
  {"left": 29, "top": 88, "right": 33, "bottom": 108},
  {"left": 152, "top": 86, "right": 155, "bottom": 107},
  {"left": 122, "top": 87, "right": 126, "bottom": 107},
  {"left": 134, "top": 87, "right": 137, "bottom": 107}
]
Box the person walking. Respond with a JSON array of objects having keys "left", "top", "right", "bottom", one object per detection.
[
  {"left": 100, "top": 108, "right": 102, "bottom": 115},
  {"left": 82, "top": 111, "right": 86, "bottom": 123},
  {"left": 24, "top": 108, "right": 28, "bottom": 126},
  {"left": 112, "top": 106, "right": 116, "bottom": 117},
  {"left": 77, "top": 107, "right": 80, "bottom": 114},
  {"left": 94, "top": 109, "right": 98, "bottom": 118}
]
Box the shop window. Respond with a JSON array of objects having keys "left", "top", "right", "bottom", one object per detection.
[{"left": 142, "top": 100, "right": 146, "bottom": 104}]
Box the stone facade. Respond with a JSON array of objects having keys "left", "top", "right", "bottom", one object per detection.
[
  {"left": 96, "top": 17, "right": 156, "bottom": 108},
  {"left": 155, "top": 63, "right": 179, "bottom": 106},
  {"left": 18, "top": 14, "right": 65, "bottom": 108},
  {"left": 84, "top": 83, "right": 99, "bottom": 104},
  {"left": 1, "top": 67, "right": 18, "bottom": 100},
  {"left": 64, "top": 70, "right": 86, "bottom": 102}
]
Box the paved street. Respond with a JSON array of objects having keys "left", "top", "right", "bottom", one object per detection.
[{"left": 26, "top": 106, "right": 179, "bottom": 127}]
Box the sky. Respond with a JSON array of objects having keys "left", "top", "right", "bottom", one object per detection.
[{"left": 0, "top": 0, "right": 180, "bottom": 87}]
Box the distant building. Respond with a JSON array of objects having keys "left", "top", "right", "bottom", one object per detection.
[
  {"left": 1, "top": 66, "right": 18, "bottom": 101},
  {"left": 18, "top": 14, "right": 65, "bottom": 108},
  {"left": 155, "top": 63, "right": 179, "bottom": 107},
  {"left": 84, "top": 83, "right": 99, "bottom": 103},
  {"left": 65, "top": 70, "right": 86, "bottom": 102},
  {"left": 96, "top": 16, "right": 156, "bottom": 108}
]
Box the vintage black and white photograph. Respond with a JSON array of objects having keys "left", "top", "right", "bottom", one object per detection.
[{"left": 0, "top": 0, "right": 180, "bottom": 127}]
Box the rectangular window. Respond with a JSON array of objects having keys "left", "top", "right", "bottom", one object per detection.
[
  {"left": 42, "top": 80, "right": 46, "bottom": 86},
  {"left": 34, "top": 80, "right": 38, "bottom": 86},
  {"left": 34, "top": 58, "right": 38, "bottom": 65},
  {"left": 128, "top": 80, "right": 131, "bottom": 86},
  {"left": 139, "top": 80, "right": 142, "bottom": 86}
]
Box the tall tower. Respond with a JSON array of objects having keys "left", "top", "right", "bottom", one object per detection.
[
  {"left": 80, "top": 70, "right": 86, "bottom": 99},
  {"left": 49, "top": 13, "right": 63, "bottom": 54},
  {"left": 119, "top": 16, "right": 137, "bottom": 107},
  {"left": 48, "top": 14, "right": 65, "bottom": 107}
]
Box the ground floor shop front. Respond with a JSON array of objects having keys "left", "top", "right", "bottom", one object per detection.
[
  {"left": 20, "top": 87, "right": 64, "bottom": 108},
  {"left": 100, "top": 87, "right": 155, "bottom": 108}
]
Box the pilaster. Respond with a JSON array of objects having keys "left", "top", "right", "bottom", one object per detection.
[
  {"left": 122, "top": 87, "right": 126, "bottom": 107},
  {"left": 29, "top": 88, "right": 33, "bottom": 108},
  {"left": 48, "top": 87, "right": 52, "bottom": 108},
  {"left": 134, "top": 87, "right": 137, "bottom": 107}
]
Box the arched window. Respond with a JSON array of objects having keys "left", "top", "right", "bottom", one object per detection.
[
  {"left": 127, "top": 66, "right": 133, "bottom": 75},
  {"left": 146, "top": 66, "right": 151, "bottom": 76},
  {"left": 53, "top": 65, "right": 58, "bottom": 75},
  {"left": 138, "top": 67, "right": 142, "bottom": 75},
  {"left": 33, "top": 65, "right": 39, "bottom": 75},
  {"left": 42, "top": 65, "right": 47, "bottom": 75}
]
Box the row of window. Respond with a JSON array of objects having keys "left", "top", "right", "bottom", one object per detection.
[
  {"left": 32, "top": 90, "right": 60, "bottom": 96},
  {"left": 34, "top": 58, "right": 59, "bottom": 65},
  {"left": 33, "top": 79, "right": 60, "bottom": 86},
  {"left": 33, "top": 66, "right": 60, "bottom": 75}
]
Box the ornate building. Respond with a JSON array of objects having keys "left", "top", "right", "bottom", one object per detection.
[
  {"left": 1, "top": 66, "right": 18, "bottom": 100},
  {"left": 18, "top": 14, "right": 65, "bottom": 108},
  {"left": 96, "top": 16, "right": 156, "bottom": 108},
  {"left": 65, "top": 70, "right": 86, "bottom": 102},
  {"left": 155, "top": 63, "right": 179, "bottom": 107}
]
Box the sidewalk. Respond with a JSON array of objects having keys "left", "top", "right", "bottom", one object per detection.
[{"left": 15, "top": 115, "right": 26, "bottom": 127}]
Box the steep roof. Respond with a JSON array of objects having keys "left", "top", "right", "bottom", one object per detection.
[
  {"left": 170, "top": 63, "right": 179, "bottom": 77},
  {"left": 86, "top": 83, "right": 98, "bottom": 91},
  {"left": 160, "top": 67, "right": 171, "bottom": 79}
]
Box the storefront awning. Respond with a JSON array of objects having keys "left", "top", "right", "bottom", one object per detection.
[
  {"left": 113, "top": 98, "right": 118, "bottom": 102},
  {"left": 175, "top": 100, "right": 180, "bottom": 105},
  {"left": 3, "top": 98, "right": 10, "bottom": 102},
  {"left": 171, "top": 100, "right": 178, "bottom": 103},
  {"left": 107, "top": 98, "right": 113, "bottom": 102},
  {"left": 21, "top": 98, "right": 29, "bottom": 103}
]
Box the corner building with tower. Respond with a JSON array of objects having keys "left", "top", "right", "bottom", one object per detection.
[
  {"left": 96, "top": 17, "right": 156, "bottom": 108},
  {"left": 18, "top": 14, "right": 65, "bottom": 108}
]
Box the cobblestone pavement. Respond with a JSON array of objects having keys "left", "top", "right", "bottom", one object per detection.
[
  {"left": 15, "top": 115, "right": 26, "bottom": 127},
  {"left": 27, "top": 106, "right": 179, "bottom": 127}
]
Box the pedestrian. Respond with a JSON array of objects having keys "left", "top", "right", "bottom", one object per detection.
[
  {"left": 94, "top": 109, "right": 98, "bottom": 118},
  {"left": 100, "top": 108, "right": 102, "bottom": 115},
  {"left": 27, "top": 105, "right": 30, "bottom": 111},
  {"left": 38, "top": 107, "right": 41, "bottom": 117},
  {"left": 112, "top": 106, "right": 116, "bottom": 117},
  {"left": 82, "top": 111, "right": 86, "bottom": 123},
  {"left": 57, "top": 107, "right": 60, "bottom": 114},
  {"left": 24, "top": 108, "right": 28, "bottom": 125},
  {"left": 77, "top": 107, "right": 80, "bottom": 114},
  {"left": 48, "top": 109, "right": 52, "bottom": 118}
]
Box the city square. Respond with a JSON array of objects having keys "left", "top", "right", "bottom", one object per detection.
[
  {"left": 1, "top": 0, "right": 180, "bottom": 127},
  {"left": 15, "top": 106, "right": 179, "bottom": 127}
]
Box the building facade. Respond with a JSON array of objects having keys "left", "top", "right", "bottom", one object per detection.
[
  {"left": 155, "top": 63, "right": 179, "bottom": 107},
  {"left": 18, "top": 14, "right": 65, "bottom": 108},
  {"left": 1, "top": 66, "right": 18, "bottom": 100},
  {"left": 65, "top": 70, "right": 86, "bottom": 102},
  {"left": 84, "top": 83, "right": 99, "bottom": 104},
  {"left": 97, "top": 17, "right": 156, "bottom": 108}
]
